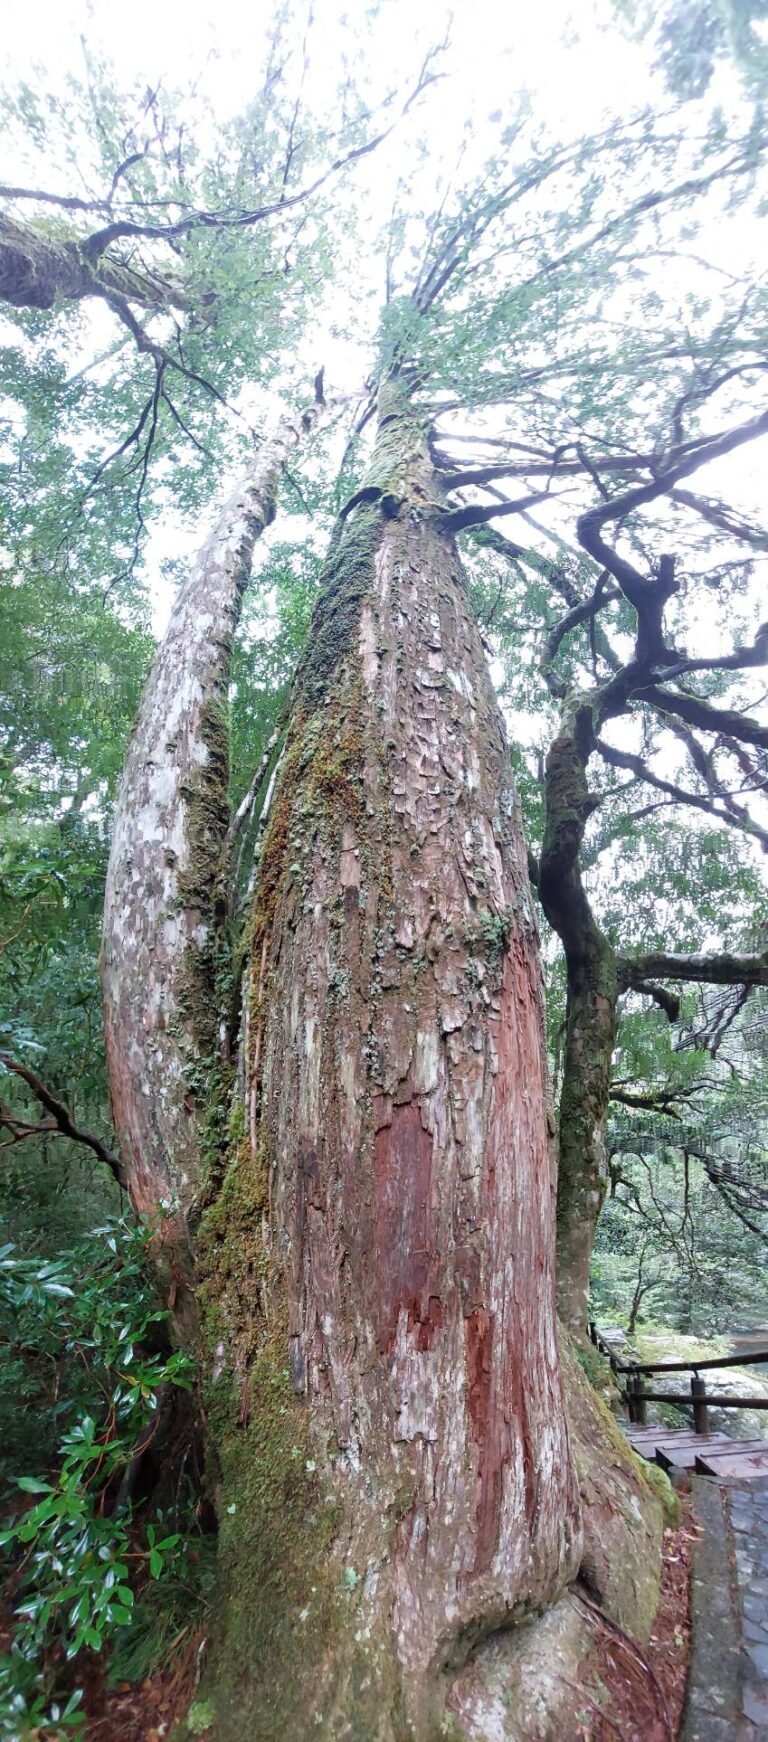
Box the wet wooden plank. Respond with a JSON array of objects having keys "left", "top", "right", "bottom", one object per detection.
[
  {"left": 695, "top": 1448, "right": 768, "bottom": 1478},
  {"left": 656, "top": 1439, "right": 738, "bottom": 1471}
]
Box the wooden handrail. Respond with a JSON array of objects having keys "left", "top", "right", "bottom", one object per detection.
[
  {"left": 588, "top": 1321, "right": 768, "bottom": 1376},
  {"left": 627, "top": 1349, "right": 768, "bottom": 1376},
  {"left": 589, "top": 1322, "right": 768, "bottom": 1435},
  {"left": 634, "top": 1392, "right": 768, "bottom": 1409}
]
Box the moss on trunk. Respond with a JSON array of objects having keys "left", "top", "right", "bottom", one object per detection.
[{"left": 189, "top": 387, "right": 586, "bottom": 1737}]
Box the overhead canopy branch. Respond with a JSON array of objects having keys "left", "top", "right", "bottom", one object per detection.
[
  {"left": 595, "top": 737, "right": 768, "bottom": 853},
  {"left": 638, "top": 682, "right": 768, "bottom": 749},
  {"left": 0, "top": 51, "right": 442, "bottom": 317},
  {"left": 0, "top": 211, "right": 187, "bottom": 312},
  {"left": 618, "top": 950, "right": 768, "bottom": 994},
  {"left": 576, "top": 407, "right": 768, "bottom": 662}
]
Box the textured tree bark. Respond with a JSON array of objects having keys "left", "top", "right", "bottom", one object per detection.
[
  {"left": 199, "top": 383, "right": 583, "bottom": 1737},
  {"left": 102, "top": 404, "right": 322, "bottom": 1262},
  {"left": 102, "top": 379, "right": 668, "bottom": 1739},
  {"left": 555, "top": 961, "right": 617, "bottom": 1343}
]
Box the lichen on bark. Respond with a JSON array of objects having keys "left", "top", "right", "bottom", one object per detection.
[
  {"left": 105, "top": 381, "right": 667, "bottom": 1741},
  {"left": 102, "top": 402, "right": 325, "bottom": 1250}
]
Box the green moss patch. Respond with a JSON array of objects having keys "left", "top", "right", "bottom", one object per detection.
[{"left": 193, "top": 1338, "right": 343, "bottom": 1742}]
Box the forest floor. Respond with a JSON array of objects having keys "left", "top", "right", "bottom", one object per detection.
[
  {"left": 573, "top": 1502, "right": 694, "bottom": 1742},
  {"left": 82, "top": 1629, "right": 200, "bottom": 1742},
  {"left": 77, "top": 1514, "right": 694, "bottom": 1741}
]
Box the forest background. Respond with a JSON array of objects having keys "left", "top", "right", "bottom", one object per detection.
[{"left": 0, "top": 0, "right": 767, "bottom": 1733}]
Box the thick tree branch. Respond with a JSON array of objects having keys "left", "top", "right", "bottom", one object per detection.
[
  {"left": 576, "top": 408, "right": 768, "bottom": 663},
  {"left": 618, "top": 950, "right": 768, "bottom": 993},
  {"left": 103, "top": 392, "right": 326, "bottom": 1229},
  {"left": 609, "top": 1086, "right": 684, "bottom": 1112},
  {"left": 1, "top": 53, "right": 442, "bottom": 319},
  {"left": 442, "top": 490, "right": 553, "bottom": 532},
  {"left": 0, "top": 1053, "right": 126, "bottom": 1187},
  {"left": 638, "top": 683, "right": 768, "bottom": 749},
  {"left": 0, "top": 212, "right": 187, "bottom": 312},
  {"left": 622, "top": 981, "right": 682, "bottom": 1021}
]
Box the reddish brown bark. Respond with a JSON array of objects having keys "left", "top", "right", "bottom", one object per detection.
[
  {"left": 102, "top": 379, "right": 668, "bottom": 1739},
  {"left": 205, "top": 388, "right": 582, "bottom": 1734}
]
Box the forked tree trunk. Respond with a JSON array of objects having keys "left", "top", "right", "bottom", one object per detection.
[
  {"left": 198, "top": 383, "right": 582, "bottom": 1736},
  {"left": 104, "top": 379, "right": 667, "bottom": 1741}
]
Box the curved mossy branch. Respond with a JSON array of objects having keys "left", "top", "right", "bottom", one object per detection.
[
  {"left": 102, "top": 397, "right": 325, "bottom": 1249},
  {"left": 537, "top": 694, "right": 618, "bottom": 1340},
  {"left": 0, "top": 212, "right": 187, "bottom": 312}
]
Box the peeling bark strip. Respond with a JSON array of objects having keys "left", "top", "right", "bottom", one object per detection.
[
  {"left": 222, "top": 386, "right": 581, "bottom": 1735},
  {"left": 102, "top": 403, "right": 322, "bottom": 1226}
]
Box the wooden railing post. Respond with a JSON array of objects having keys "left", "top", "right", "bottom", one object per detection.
[
  {"left": 635, "top": 1374, "right": 648, "bottom": 1426},
  {"left": 691, "top": 1374, "right": 710, "bottom": 1436},
  {"left": 588, "top": 1320, "right": 597, "bottom": 1346}
]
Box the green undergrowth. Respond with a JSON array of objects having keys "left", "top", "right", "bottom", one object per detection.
[
  {"left": 0, "top": 1218, "right": 199, "bottom": 1736},
  {"left": 108, "top": 1534, "right": 217, "bottom": 1686}
]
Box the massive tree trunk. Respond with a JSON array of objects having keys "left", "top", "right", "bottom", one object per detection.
[
  {"left": 104, "top": 378, "right": 667, "bottom": 1739},
  {"left": 199, "top": 381, "right": 582, "bottom": 1734}
]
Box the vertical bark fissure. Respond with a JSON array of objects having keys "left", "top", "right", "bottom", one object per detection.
[{"left": 201, "top": 381, "right": 582, "bottom": 1737}]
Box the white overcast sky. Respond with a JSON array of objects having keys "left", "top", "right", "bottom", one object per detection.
[{"left": 3, "top": 0, "right": 650, "bottom": 137}]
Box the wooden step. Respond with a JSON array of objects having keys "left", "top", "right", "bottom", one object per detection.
[
  {"left": 626, "top": 1423, "right": 768, "bottom": 1471},
  {"left": 655, "top": 1436, "right": 739, "bottom": 1471},
  {"left": 628, "top": 1429, "right": 732, "bottom": 1452},
  {"left": 695, "top": 1447, "right": 768, "bottom": 1477},
  {"left": 654, "top": 1433, "right": 767, "bottom": 1452}
]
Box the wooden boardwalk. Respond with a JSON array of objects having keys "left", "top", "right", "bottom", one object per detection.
[{"left": 628, "top": 1423, "right": 768, "bottom": 1479}]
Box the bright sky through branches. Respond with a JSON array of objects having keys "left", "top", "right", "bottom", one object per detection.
[{"left": 1, "top": 0, "right": 765, "bottom": 646}]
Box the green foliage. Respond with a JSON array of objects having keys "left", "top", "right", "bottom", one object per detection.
[
  {"left": 108, "top": 1535, "right": 217, "bottom": 1686},
  {"left": 0, "top": 1219, "right": 192, "bottom": 1722},
  {"left": 187, "top": 1700, "right": 216, "bottom": 1735},
  {"left": 593, "top": 1143, "right": 768, "bottom": 1334},
  {"left": 620, "top": 0, "right": 768, "bottom": 98},
  {"left": 0, "top": 14, "right": 766, "bottom": 1725},
  {"left": 0, "top": 1659, "right": 84, "bottom": 1741}
]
